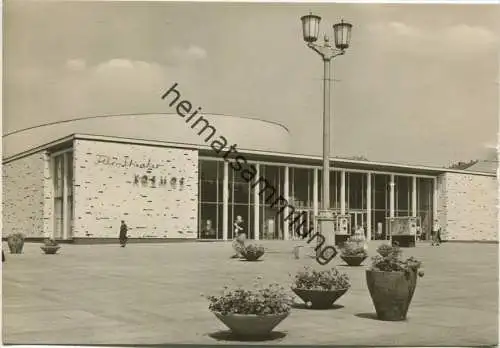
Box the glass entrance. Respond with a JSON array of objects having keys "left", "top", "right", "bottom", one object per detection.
[
  {"left": 350, "top": 211, "right": 367, "bottom": 236},
  {"left": 52, "top": 150, "right": 74, "bottom": 240},
  {"left": 229, "top": 168, "right": 253, "bottom": 240},
  {"left": 290, "top": 209, "right": 314, "bottom": 240}
]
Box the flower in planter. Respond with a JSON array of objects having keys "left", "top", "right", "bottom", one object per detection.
[
  {"left": 291, "top": 267, "right": 351, "bottom": 309},
  {"left": 370, "top": 244, "right": 424, "bottom": 277},
  {"left": 207, "top": 281, "right": 293, "bottom": 315},
  {"left": 43, "top": 238, "right": 59, "bottom": 247},
  {"left": 41, "top": 238, "right": 61, "bottom": 254},
  {"left": 340, "top": 241, "right": 368, "bottom": 258},
  {"left": 375, "top": 243, "right": 394, "bottom": 258},
  {"left": 291, "top": 266, "right": 350, "bottom": 291},
  {"left": 366, "top": 243, "right": 424, "bottom": 321},
  {"left": 207, "top": 279, "right": 293, "bottom": 336}
]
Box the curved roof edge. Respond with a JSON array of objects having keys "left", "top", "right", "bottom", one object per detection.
[
  {"left": 2, "top": 112, "right": 290, "bottom": 138},
  {"left": 3, "top": 133, "right": 496, "bottom": 178}
]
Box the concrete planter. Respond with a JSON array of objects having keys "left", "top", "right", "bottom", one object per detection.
[
  {"left": 341, "top": 255, "right": 367, "bottom": 266},
  {"left": 292, "top": 288, "right": 348, "bottom": 309},
  {"left": 41, "top": 245, "right": 60, "bottom": 255},
  {"left": 241, "top": 247, "right": 265, "bottom": 261},
  {"left": 366, "top": 269, "right": 418, "bottom": 321},
  {"left": 213, "top": 312, "right": 289, "bottom": 337},
  {"left": 7, "top": 235, "right": 25, "bottom": 254}
]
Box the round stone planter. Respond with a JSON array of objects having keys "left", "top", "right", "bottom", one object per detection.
[
  {"left": 292, "top": 288, "right": 348, "bottom": 309},
  {"left": 241, "top": 250, "right": 264, "bottom": 261},
  {"left": 212, "top": 311, "right": 289, "bottom": 337},
  {"left": 365, "top": 269, "right": 418, "bottom": 321},
  {"left": 341, "top": 255, "right": 367, "bottom": 266},
  {"left": 7, "top": 238, "right": 24, "bottom": 254},
  {"left": 41, "top": 246, "right": 60, "bottom": 255}
]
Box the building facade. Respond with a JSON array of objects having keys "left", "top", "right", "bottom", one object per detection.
[{"left": 2, "top": 114, "right": 497, "bottom": 243}]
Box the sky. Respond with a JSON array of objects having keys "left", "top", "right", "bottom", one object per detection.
[{"left": 3, "top": 1, "right": 499, "bottom": 167}]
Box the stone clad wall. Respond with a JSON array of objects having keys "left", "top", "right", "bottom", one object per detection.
[
  {"left": 73, "top": 139, "right": 199, "bottom": 239},
  {"left": 441, "top": 172, "right": 498, "bottom": 242},
  {"left": 2, "top": 152, "right": 47, "bottom": 237}
]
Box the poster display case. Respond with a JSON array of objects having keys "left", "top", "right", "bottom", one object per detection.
[{"left": 386, "top": 216, "right": 420, "bottom": 247}]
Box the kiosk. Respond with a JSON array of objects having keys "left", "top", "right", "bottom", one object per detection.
[
  {"left": 335, "top": 214, "right": 351, "bottom": 245},
  {"left": 387, "top": 217, "right": 419, "bottom": 248}
]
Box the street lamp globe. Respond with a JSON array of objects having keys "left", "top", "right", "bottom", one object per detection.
[
  {"left": 300, "top": 13, "right": 321, "bottom": 43},
  {"left": 332, "top": 19, "right": 352, "bottom": 50}
]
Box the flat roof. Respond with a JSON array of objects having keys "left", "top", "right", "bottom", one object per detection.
[{"left": 2, "top": 133, "right": 496, "bottom": 178}]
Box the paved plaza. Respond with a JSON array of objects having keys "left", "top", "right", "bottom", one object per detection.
[{"left": 2, "top": 240, "right": 498, "bottom": 346}]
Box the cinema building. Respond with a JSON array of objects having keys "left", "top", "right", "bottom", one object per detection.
[{"left": 2, "top": 113, "right": 498, "bottom": 243}]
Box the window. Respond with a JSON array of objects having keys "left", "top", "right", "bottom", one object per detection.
[
  {"left": 346, "top": 172, "right": 365, "bottom": 210},
  {"left": 52, "top": 150, "right": 73, "bottom": 240},
  {"left": 417, "top": 177, "right": 434, "bottom": 240},
  {"left": 395, "top": 176, "right": 411, "bottom": 216},
  {"left": 198, "top": 159, "right": 223, "bottom": 239},
  {"left": 259, "top": 165, "right": 285, "bottom": 240}
]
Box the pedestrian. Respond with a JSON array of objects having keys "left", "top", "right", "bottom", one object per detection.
[
  {"left": 2, "top": 250, "right": 5, "bottom": 262},
  {"left": 201, "top": 219, "right": 216, "bottom": 239},
  {"left": 431, "top": 219, "right": 441, "bottom": 246},
  {"left": 119, "top": 220, "right": 128, "bottom": 247},
  {"left": 231, "top": 231, "right": 247, "bottom": 259},
  {"left": 230, "top": 216, "right": 246, "bottom": 258},
  {"left": 234, "top": 215, "right": 245, "bottom": 236}
]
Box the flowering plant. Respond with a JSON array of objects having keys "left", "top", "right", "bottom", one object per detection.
[
  {"left": 341, "top": 241, "right": 368, "bottom": 257},
  {"left": 376, "top": 244, "right": 394, "bottom": 257},
  {"left": 43, "top": 238, "right": 59, "bottom": 247},
  {"left": 7, "top": 233, "right": 25, "bottom": 242},
  {"left": 207, "top": 281, "right": 293, "bottom": 315},
  {"left": 242, "top": 244, "right": 265, "bottom": 260},
  {"left": 370, "top": 244, "right": 424, "bottom": 277},
  {"left": 291, "top": 267, "right": 350, "bottom": 291}
]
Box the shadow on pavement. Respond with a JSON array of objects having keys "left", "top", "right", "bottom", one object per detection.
[
  {"left": 355, "top": 313, "right": 408, "bottom": 323},
  {"left": 208, "top": 330, "right": 287, "bottom": 342},
  {"left": 291, "top": 303, "right": 344, "bottom": 310}
]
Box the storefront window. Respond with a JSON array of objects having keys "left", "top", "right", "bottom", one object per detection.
[
  {"left": 347, "top": 172, "right": 365, "bottom": 210},
  {"left": 52, "top": 150, "right": 73, "bottom": 240},
  {"left": 198, "top": 159, "right": 223, "bottom": 239},
  {"left": 417, "top": 177, "right": 433, "bottom": 240},
  {"left": 289, "top": 167, "right": 313, "bottom": 209},
  {"left": 371, "top": 174, "right": 390, "bottom": 239},
  {"left": 330, "top": 171, "right": 341, "bottom": 211},
  {"left": 53, "top": 155, "right": 64, "bottom": 239},
  {"left": 395, "top": 176, "right": 411, "bottom": 216},
  {"left": 229, "top": 166, "right": 252, "bottom": 239},
  {"left": 259, "top": 165, "right": 285, "bottom": 240}
]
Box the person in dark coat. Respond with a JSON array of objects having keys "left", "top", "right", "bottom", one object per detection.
[
  {"left": 119, "top": 220, "right": 128, "bottom": 247},
  {"left": 431, "top": 219, "right": 441, "bottom": 246},
  {"left": 2, "top": 250, "right": 5, "bottom": 262}
]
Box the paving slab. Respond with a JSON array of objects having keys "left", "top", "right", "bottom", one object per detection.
[{"left": 2, "top": 240, "right": 498, "bottom": 346}]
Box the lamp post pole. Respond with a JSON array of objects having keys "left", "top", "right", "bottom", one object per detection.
[
  {"left": 321, "top": 40, "right": 334, "bottom": 214},
  {"left": 300, "top": 15, "right": 352, "bottom": 251}
]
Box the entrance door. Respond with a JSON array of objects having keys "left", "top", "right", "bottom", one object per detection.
[
  {"left": 52, "top": 150, "right": 74, "bottom": 240},
  {"left": 350, "top": 211, "right": 366, "bottom": 235},
  {"left": 290, "top": 209, "right": 314, "bottom": 240}
]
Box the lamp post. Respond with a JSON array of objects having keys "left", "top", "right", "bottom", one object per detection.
[{"left": 300, "top": 13, "right": 352, "bottom": 250}]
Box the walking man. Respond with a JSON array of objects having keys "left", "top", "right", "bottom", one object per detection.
[
  {"left": 119, "top": 220, "right": 128, "bottom": 247},
  {"left": 431, "top": 219, "right": 441, "bottom": 246}
]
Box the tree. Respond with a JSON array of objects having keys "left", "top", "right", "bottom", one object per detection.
[
  {"left": 447, "top": 159, "right": 479, "bottom": 170},
  {"left": 340, "top": 155, "right": 369, "bottom": 161}
]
